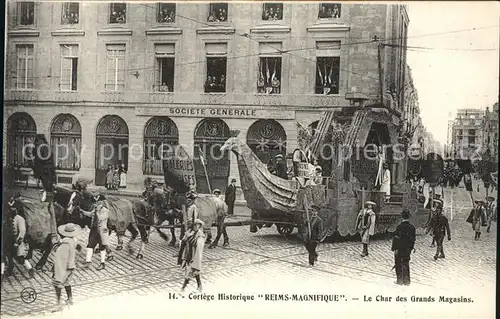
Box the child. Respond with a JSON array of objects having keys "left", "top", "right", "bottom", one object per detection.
[
  {"left": 105, "top": 166, "right": 113, "bottom": 190},
  {"left": 112, "top": 166, "right": 120, "bottom": 190},
  {"left": 119, "top": 164, "right": 127, "bottom": 189},
  {"left": 180, "top": 219, "right": 206, "bottom": 292},
  {"left": 52, "top": 223, "right": 82, "bottom": 308}
]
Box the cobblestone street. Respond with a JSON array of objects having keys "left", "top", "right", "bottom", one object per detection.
[{"left": 1, "top": 186, "right": 496, "bottom": 318}]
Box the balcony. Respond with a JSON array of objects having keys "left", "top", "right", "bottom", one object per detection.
[{"left": 4, "top": 89, "right": 348, "bottom": 108}]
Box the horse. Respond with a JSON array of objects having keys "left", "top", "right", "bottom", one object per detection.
[
  {"left": 147, "top": 189, "right": 183, "bottom": 246},
  {"left": 5, "top": 197, "right": 65, "bottom": 273},
  {"left": 57, "top": 187, "right": 152, "bottom": 259}
]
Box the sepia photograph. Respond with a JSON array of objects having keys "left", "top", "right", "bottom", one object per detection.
[{"left": 1, "top": 1, "right": 498, "bottom": 318}]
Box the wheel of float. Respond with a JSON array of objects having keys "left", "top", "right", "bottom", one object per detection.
[
  {"left": 282, "top": 225, "right": 294, "bottom": 236},
  {"left": 276, "top": 224, "right": 284, "bottom": 235}
]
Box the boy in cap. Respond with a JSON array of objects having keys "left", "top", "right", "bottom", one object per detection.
[
  {"left": 180, "top": 219, "right": 206, "bottom": 292},
  {"left": 356, "top": 201, "right": 377, "bottom": 257},
  {"left": 391, "top": 209, "right": 416, "bottom": 285},
  {"left": 426, "top": 199, "right": 451, "bottom": 260},
  {"left": 304, "top": 205, "right": 324, "bottom": 266},
  {"left": 209, "top": 189, "right": 229, "bottom": 249},
  {"left": 52, "top": 223, "right": 82, "bottom": 308}
]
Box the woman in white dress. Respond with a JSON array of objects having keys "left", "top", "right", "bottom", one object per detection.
[{"left": 119, "top": 164, "right": 127, "bottom": 188}]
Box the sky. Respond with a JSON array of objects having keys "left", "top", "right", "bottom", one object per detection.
[{"left": 406, "top": 1, "right": 499, "bottom": 146}]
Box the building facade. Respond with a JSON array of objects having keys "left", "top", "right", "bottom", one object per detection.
[
  {"left": 4, "top": 1, "right": 409, "bottom": 193},
  {"left": 450, "top": 109, "right": 484, "bottom": 159},
  {"left": 482, "top": 103, "right": 499, "bottom": 163}
]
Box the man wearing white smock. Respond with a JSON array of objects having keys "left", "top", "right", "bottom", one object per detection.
[{"left": 380, "top": 163, "right": 391, "bottom": 202}]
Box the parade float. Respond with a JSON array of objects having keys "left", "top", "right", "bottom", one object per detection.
[{"left": 220, "top": 107, "right": 429, "bottom": 240}]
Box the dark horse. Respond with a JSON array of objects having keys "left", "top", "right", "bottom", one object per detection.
[{"left": 147, "top": 189, "right": 184, "bottom": 246}]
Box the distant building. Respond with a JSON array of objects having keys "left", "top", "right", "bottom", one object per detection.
[
  {"left": 482, "top": 103, "right": 499, "bottom": 163},
  {"left": 450, "top": 109, "right": 484, "bottom": 159}
]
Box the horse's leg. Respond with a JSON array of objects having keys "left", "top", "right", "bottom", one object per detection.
[
  {"left": 169, "top": 225, "right": 177, "bottom": 247},
  {"left": 127, "top": 224, "right": 139, "bottom": 255},
  {"left": 135, "top": 225, "right": 149, "bottom": 260},
  {"left": 116, "top": 228, "right": 124, "bottom": 251}
]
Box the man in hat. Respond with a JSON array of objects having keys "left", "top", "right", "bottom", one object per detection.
[
  {"left": 356, "top": 201, "right": 377, "bottom": 257},
  {"left": 471, "top": 200, "right": 486, "bottom": 240},
  {"left": 80, "top": 196, "right": 110, "bottom": 270},
  {"left": 485, "top": 196, "right": 496, "bottom": 233},
  {"left": 304, "top": 205, "right": 324, "bottom": 266},
  {"left": 425, "top": 194, "right": 443, "bottom": 247},
  {"left": 225, "top": 178, "right": 237, "bottom": 216},
  {"left": 274, "top": 154, "right": 288, "bottom": 179},
  {"left": 185, "top": 192, "right": 199, "bottom": 230},
  {"left": 426, "top": 199, "right": 451, "bottom": 260},
  {"left": 391, "top": 209, "right": 416, "bottom": 285},
  {"left": 209, "top": 189, "right": 229, "bottom": 249},
  {"left": 52, "top": 223, "right": 82, "bottom": 308},
  {"left": 2, "top": 201, "right": 34, "bottom": 277},
  {"left": 180, "top": 219, "right": 206, "bottom": 293}
]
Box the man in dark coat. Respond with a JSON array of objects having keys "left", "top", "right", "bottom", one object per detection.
[
  {"left": 304, "top": 205, "right": 324, "bottom": 266},
  {"left": 273, "top": 154, "right": 288, "bottom": 179},
  {"left": 426, "top": 199, "right": 451, "bottom": 260},
  {"left": 224, "top": 178, "right": 237, "bottom": 216},
  {"left": 391, "top": 209, "right": 416, "bottom": 285}
]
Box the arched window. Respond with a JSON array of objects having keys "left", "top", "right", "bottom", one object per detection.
[
  {"left": 143, "top": 116, "right": 179, "bottom": 176},
  {"left": 194, "top": 118, "right": 230, "bottom": 193},
  {"left": 95, "top": 115, "right": 129, "bottom": 186},
  {"left": 6, "top": 112, "right": 37, "bottom": 167},
  {"left": 50, "top": 114, "right": 82, "bottom": 170},
  {"left": 247, "top": 119, "right": 287, "bottom": 164}
]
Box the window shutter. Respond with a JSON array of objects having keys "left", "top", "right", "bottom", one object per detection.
[
  {"left": 60, "top": 57, "right": 72, "bottom": 90},
  {"left": 117, "top": 56, "right": 125, "bottom": 86},
  {"left": 106, "top": 56, "right": 114, "bottom": 86}
]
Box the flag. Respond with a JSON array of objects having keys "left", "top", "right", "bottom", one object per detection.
[
  {"left": 258, "top": 59, "right": 263, "bottom": 80},
  {"left": 265, "top": 58, "right": 270, "bottom": 83},
  {"left": 199, "top": 148, "right": 206, "bottom": 166},
  {"left": 328, "top": 63, "right": 333, "bottom": 84},
  {"left": 271, "top": 60, "right": 276, "bottom": 82},
  {"left": 317, "top": 64, "right": 323, "bottom": 86}
]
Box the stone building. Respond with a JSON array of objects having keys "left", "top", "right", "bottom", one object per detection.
[
  {"left": 450, "top": 109, "right": 484, "bottom": 159},
  {"left": 4, "top": 1, "right": 409, "bottom": 193},
  {"left": 482, "top": 103, "right": 499, "bottom": 163}
]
